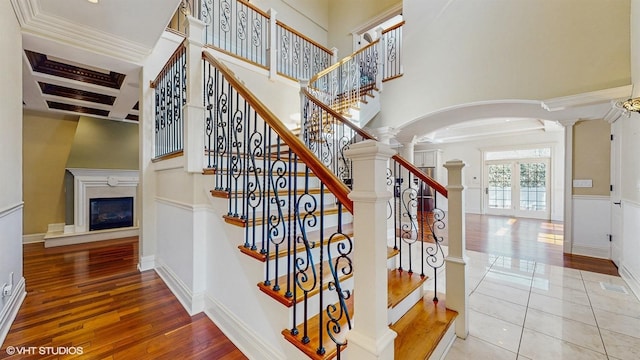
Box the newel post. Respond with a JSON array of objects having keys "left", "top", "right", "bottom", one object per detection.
[
  {"left": 184, "top": 15, "right": 206, "bottom": 173},
  {"left": 443, "top": 159, "right": 468, "bottom": 338},
  {"left": 345, "top": 140, "right": 397, "bottom": 360}
]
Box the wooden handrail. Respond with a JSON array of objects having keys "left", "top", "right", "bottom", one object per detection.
[
  {"left": 276, "top": 20, "right": 334, "bottom": 55},
  {"left": 237, "top": 0, "right": 271, "bottom": 19},
  {"left": 309, "top": 39, "right": 380, "bottom": 83},
  {"left": 150, "top": 39, "right": 186, "bottom": 89},
  {"left": 203, "top": 51, "right": 353, "bottom": 212},
  {"left": 381, "top": 20, "right": 405, "bottom": 34},
  {"left": 301, "top": 88, "right": 448, "bottom": 198}
]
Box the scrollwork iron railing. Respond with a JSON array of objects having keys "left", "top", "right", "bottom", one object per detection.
[
  {"left": 199, "top": 0, "right": 334, "bottom": 79},
  {"left": 202, "top": 0, "right": 270, "bottom": 68},
  {"left": 151, "top": 42, "right": 187, "bottom": 159},
  {"left": 381, "top": 21, "right": 404, "bottom": 81},
  {"left": 308, "top": 40, "right": 379, "bottom": 118},
  {"left": 301, "top": 85, "right": 450, "bottom": 299},
  {"left": 276, "top": 21, "right": 333, "bottom": 81},
  {"left": 203, "top": 51, "right": 353, "bottom": 358}
]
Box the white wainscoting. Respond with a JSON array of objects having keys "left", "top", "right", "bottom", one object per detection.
[
  {"left": 620, "top": 200, "right": 640, "bottom": 300},
  {"left": 205, "top": 295, "right": 286, "bottom": 360},
  {"left": 572, "top": 195, "right": 611, "bottom": 259},
  {"left": 154, "top": 197, "right": 208, "bottom": 316},
  {"left": 0, "top": 202, "right": 26, "bottom": 346}
]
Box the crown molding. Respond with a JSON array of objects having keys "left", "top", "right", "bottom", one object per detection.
[
  {"left": 11, "top": 0, "right": 151, "bottom": 63},
  {"left": 541, "top": 85, "right": 632, "bottom": 112}
]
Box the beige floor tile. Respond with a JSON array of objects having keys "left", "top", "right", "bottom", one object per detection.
[
  {"left": 532, "top": 274, "right": 585, "bottom": 291},
  {"left": 530, "top": 280, "right": 590, "bottom": 305},
  {"left": 445, "top": 335, "right": 517, "bottom": 360},
  {"left": 593, "top": 307, "right": 640, "bottom": 339},
  {"left": 484, "top": 270, "right": 533, "bottom": 291},
  {"left": 600, "top": 328, "right": 640, "bottom": 360},
  {"left": 469, "top": 309, "right": 523, "bottom": 353},
  {"left": 523, "top": 308, "right": 604, "bottom": 353},
  {"left": 470, "top": 292, "right": 527, "bottom": 326},
  {"left": 474, "top": 278, "right": 531, "bottom": 306},
  {"left": 527, "top": 292, "right": 596, "bottom": 325},
  {"left": 587, "top": 291, "right": 640, "bottom": 318},
  {"left": 518, "top": 328, "right": 607, "bottom": 360},
  {"left": 534, "top": 262, "right": 582, "bottom": 279}
]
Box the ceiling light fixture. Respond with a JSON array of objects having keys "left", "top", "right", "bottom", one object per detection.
[
  {"left": 621, "top": 97, "right": 640, "bottom": 113},
  {"left": 87, "top": 0, "right": 99, "bottom": 4}
]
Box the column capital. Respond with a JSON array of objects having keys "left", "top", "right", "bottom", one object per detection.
[
  {"left": 370, "top": 126, "right": 399, "bottom": 145},
  {"left": 556, "top": 119, "right": 579, "bottom": 127}
]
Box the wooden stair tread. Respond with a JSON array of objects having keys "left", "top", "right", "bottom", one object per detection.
[
  {"left": 210, "top": 187, "right": 332, "bottom": 199},
  {"left": 223, "top": 206, "right": 349, "bottom": 228},
  {"left": 387, "top": 269, "right": 427, "bottom": 308},
  {"left": 282, "top": 295, "right": 354, "bottom": 360},
  {"left": 258, "top": 260, "right": 352, "bottom": 307},
  {"left": 391, "top": 294, "right": 457, "bottom": 360},
  {"left": 238, "top": 223, "right": 354, "bottom": 261}
]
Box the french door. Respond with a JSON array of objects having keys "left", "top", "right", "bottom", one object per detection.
[{"left": 485, "top": 159, "right": 550, "bottom": 219}]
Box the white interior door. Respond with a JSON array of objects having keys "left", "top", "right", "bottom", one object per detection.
[{"left": 610, "top": 121, "right": 622, "bottom": 266}]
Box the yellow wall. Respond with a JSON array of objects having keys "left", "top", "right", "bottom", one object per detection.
[
  {"left": 67, "top": 116, "right": 139, "bottom": 170},
  {"left": 328, "top": 0, "right": 401, "bottom": 56},
  {"left": 23, "top": 111, "right": 79, "bottom": 234},
  {"left": 573, "top": 120, "right": 611, "bottom": 196}
]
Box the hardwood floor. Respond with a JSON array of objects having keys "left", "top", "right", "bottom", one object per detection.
[
  {"left": 464, "top": 214, "right": 619, "bottom": 275},
  {"left": 1, "top": 237, "right": 246, "bottom": 360}
]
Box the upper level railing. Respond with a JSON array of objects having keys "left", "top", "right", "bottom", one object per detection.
[
  {"left": 151, "top": 41, "right": 187, "bottom": 159},
  {"left": 381, "top": 20, "right": 404, "bottom": 81},
  {"left": 308, "top": 40, "right": 379, "bottom": 117},
  {"left": 199, "top": 0, "right": 334, "bottom": 80}
]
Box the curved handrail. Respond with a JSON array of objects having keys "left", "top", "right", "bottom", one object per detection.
[
  {"left": 203, "top": 51, "right": 353, "bottom": 212},
  {"left": 302, "top": 88, "right": 448, "bottom": 198},
  {"left": 381, "top": 20, "right": 406, "bottom": 34}
]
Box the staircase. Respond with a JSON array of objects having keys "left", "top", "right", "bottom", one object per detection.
[{"left": 150, "top": 2, "right": 467, "bottom": 359}]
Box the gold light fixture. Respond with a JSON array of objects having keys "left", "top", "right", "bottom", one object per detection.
[{"left": 621, "top": 97, "right": 640, "bottom": 113}]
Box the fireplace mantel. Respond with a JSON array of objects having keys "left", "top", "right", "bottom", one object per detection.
[{"left": 66, "top": 168, "right": 139, "bottom": 234}]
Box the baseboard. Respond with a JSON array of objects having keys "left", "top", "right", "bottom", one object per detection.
[
  {"left": 154, "top": 260, "right": 203, "bottom": 316},
  {"left": 137, "top": 255, "right": 156, "bottom": 272},
  {"left": 571, "top": 244, "right": 610, "bottom": 259},
  {"left": 0, "top": 277, "right": 26, "bottom": 348},
  {"left": 619, "top": 265, "right": 640, "bottom": 302},
  {"left": 22, "top": 233, "right": 44, "bottom": 244},
  {"left": 204, "top": 295, "right": 285, "bottom": 360}
]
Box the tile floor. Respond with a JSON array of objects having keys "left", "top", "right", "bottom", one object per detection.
[{"left": 442, "top": 250, "right": 640, "bottom": 360}]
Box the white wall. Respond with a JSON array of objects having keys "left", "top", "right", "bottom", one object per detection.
[
  {"left": 252, "top": 0, "right": 329, "bottom": 46},
  {"left": 0, "top": 1, "right": 26, "bottom": 346},
  {"left": 375, "top": 0, "right": 630, "bottom": 130},
  {"left": 416, "top": 129, "right": 565, "bottom": 221}
]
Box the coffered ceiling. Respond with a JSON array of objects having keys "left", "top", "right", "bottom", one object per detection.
[{"left": 12, "top": 0, "right": 181, "bottom": 122}]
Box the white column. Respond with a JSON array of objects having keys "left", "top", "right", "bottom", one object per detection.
[
  {"left": 345, "top": 140, "right": 397, "bottom": 360},
  {"left": 443, "top": 159, "right": 468, "bottom": 339},
  {"left": 268, "top": 9, "right": 277, "bottom": 80},
  {"left": 559, "top": 119, "right": 577, "bottom": 254},
  {"left": 184, "top": 16, "right": 206, "bottom": 173}
]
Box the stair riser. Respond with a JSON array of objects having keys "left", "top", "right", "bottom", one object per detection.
[
  {"left": 388, "top": 281, "right": 424, "bottom": 325},
  {"left": 204, "top": 155, "right": 306, "bottom": 174},
  {"left": 391, "top": 240, "right": 443, "bottom": 278}
]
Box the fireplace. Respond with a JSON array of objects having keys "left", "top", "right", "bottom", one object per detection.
[{"left": 89, "top": 197, "right": 134, "bottom": 231}]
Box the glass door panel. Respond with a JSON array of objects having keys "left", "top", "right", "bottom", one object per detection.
[
  {"left": 519, "top": 162, "right": 547, "bottom": 211},
  {"left": 486, "top": 163, "right": 513, "bottom": 216}
]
